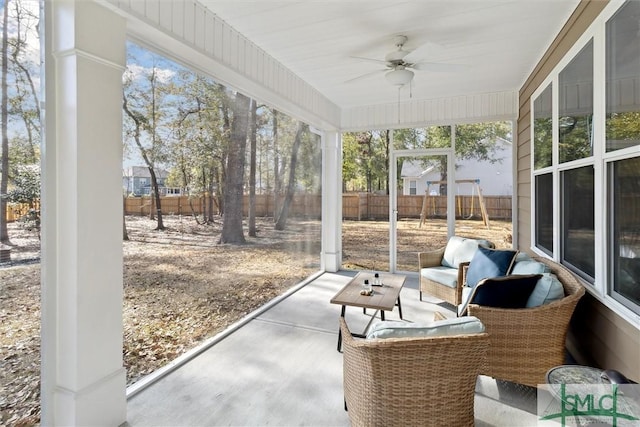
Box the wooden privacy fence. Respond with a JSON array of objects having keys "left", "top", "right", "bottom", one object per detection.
[
  {"left": 123, "top": 194, "right": 322, "bottom": 218},
  {"left": 123, "top": 193, "right": 511, "bottom": 220},
  {"left": 5, "top": 202, "right": 40, "bottom": 223}
]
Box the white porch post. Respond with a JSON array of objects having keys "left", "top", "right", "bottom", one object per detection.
[
  {"left": 41, "top": 1, "right": 126, "bottom": 425},
  {"left": 322, "top": 131, "right": 342, "bottom": 272}
]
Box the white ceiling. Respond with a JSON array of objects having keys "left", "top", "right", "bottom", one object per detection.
[{"left": 200, "top": 1, "right": 581, "bottom": 110}]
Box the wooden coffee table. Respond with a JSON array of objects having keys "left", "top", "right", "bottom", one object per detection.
[{"left": 330, "top": 271, "right": 406, "bottom": 351}]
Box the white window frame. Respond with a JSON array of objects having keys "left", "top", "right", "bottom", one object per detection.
[{"left": 530, "top": 0, "right": 640, "bottom": 327}]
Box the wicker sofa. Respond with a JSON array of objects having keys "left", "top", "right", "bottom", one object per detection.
[
  {"left": 340, "top": 317, "right": 488, "bottom": 427},
  {"left": 453, "top": 256, "right": 585, "bottom": 387},
  {"left": 418, "top": 236, "right": 495, "bottom": 306}
]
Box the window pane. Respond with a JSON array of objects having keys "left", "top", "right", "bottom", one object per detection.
[
  {"left": 559, "top": 40, "right": 593, "bottom": 163},
  {"left": 535, "top": 173, "right": 553, "bottom": 254},
  {"left": 610, "top": 157, "right": 640, "bottom": 313},
  {"left": 533, "top": 84, "right": 553, "bottom": 169},
  {"left": 606, "top": 0, "right": 640, "bottom": 152},
  {"left": 562, "top": 166, "right": 595, "bottom": 279}
]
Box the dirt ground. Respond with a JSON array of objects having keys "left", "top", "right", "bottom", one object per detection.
[{"left": 0, "top": 214, "right": 511, "bottom": 426}]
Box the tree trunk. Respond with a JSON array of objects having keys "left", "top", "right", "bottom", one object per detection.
[
  {"left": 275, "top": 122, "right": 305, "bottom": 231},
  {"left": 272, "top": 110, "right": 280, "bottom": 221},
  {"left": 219, "top": 92, "right": 250, "bottom": 244},
  {"left": 149, "top": 192, "right": 155, "bottom": 220},
  {"left": 384, "top": 130, "right": 390, "bottom": 195},
  {"left": 248, "top": 100, "right": 257, "bottom": 237},
  {"left": 0, "top": 0, "right": 11, "bottom": 244},
  {"left": 123, "top": 196, "right": 129, "bottom": 241},
  {"left": 149, "top": 167, "right": 165, "bottom": 230},
  {"left": 208, "top": 164, "right": 215, "bottom": 223}
]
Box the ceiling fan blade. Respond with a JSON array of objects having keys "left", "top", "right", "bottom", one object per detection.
[
  {"left": 344, "top": 68, "right": 386, "bottom": 84},
  {"left": 403, "top": 41, "right": 445, "bottom": 64},
  {"left": 349, "top": 55, "right": 388, "bottom": 65},
  {"left": 412, "top": 62, "right": 469, "bottom": 72}
]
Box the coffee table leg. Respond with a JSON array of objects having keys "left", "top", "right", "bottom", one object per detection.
[
  {"left": 380, "top": 310, "right": 385, "bottom": 321},
  {"left": 337, "top": 305, "right": 346, "bottom": 352},
  {"left": 397, "top": 296, "right": 403, "bottom": 319}
]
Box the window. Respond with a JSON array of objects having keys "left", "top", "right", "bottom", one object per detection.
[
  {"left": 605, "top": 0, "right": 640, "bottom": 314},
  {"left": 409, "top": 180, "right": 417, "bottom": 195},
  {"left": 561, "top": 166, "right": 594, "bottom": 280},
  {"left": 559, "top": 40, "right": 593, "bottom": 163},
  {"left": 533, "top": 84, "right": 553, "bottom": 170},
  {"left": 606, "top": 0, "right": 640, "bottom": 152},
  {"left": 609, "top": 157, "right": 640, "bottom": 312},
  {"left": 531, "top": 0, "right": 640, "bottom": 317},
  {"left": 535, "top": 173, "right": 553, "bottom": 255}
]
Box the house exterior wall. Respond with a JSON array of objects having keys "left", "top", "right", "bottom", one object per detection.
[
  {"left": 418, "top": 150, "right": 513, "bottom": 197},
  {"left": 518, "top": 0, "right": 639, "bottom": 381},
  {"left": 401, "top": 140, "right": 513, "bottom": 197}
]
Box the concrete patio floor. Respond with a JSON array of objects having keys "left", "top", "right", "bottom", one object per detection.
[{"left": 125, "top": 271, "right": 540, "bottom": 426}]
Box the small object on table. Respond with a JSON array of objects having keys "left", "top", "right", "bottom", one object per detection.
[
  {"left": 362, "top": 279, "right": 372, "bottom": 293},
  {"left": 372, "top": 273, "right": 382, "bottom": 286}
]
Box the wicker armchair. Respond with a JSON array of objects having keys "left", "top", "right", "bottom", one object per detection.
[
  {"left": 418, "top": 237, "right": 495, "bottom": 306},
  {"left": 340, "top": 317, "right": 488, "bottom": 427},
  {"left": 462, "top": 256, "right": 585, "bottom": 387}
]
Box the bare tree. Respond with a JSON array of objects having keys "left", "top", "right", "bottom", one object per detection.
[
  {"left": 122, "top": 94, "right": 165, "bottom": 230},
  {"left": 275, "top": 122, "right": 305, "bottom": 231},
  {"left": 8, "top": 0, "right": 39, "bottom": 163},
  {"left": 1, "top": 0, "right": 10, "bottom": 244},
  {"left": 219, "top": 92, "right": 250, "bottom": 244},
  {"left": 122, "top": 59, "right": 172, "bottom": 231}
]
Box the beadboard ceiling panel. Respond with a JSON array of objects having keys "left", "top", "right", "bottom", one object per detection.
[{"left": 110, "top": 0, "right": 581, "bottom": 129}]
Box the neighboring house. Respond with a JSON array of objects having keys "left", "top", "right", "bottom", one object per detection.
[
  {"left": 123, "top": 166, "right": 179, "bottom": 196},
  {"left": 400, "top": 137, "right": 513, "bottom": 197}
]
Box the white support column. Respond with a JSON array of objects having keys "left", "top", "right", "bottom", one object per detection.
[
  {"left": 321, "top": 131, "right": 342, "bottom": 272},
  {"left": 41, "top": 1, "right": 127, "bottom": 425}
]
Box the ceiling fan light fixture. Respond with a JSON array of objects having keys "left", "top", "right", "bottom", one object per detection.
[{"left": 385, "top": 68, "right": 414, "bottom": 86}]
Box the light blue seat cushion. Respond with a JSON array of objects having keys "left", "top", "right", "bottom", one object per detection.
[
  {"left": 366, "top": 316, "right": 485, "bottom": 339},
  {"left": 420, "top": 266, "right": 459, "bottom": 288},
  {"left": 512, "top": 260, "right": 550, "bottom": 275},
  {"left": 465, "top": 246, "right": 519, "bottom": 288},
  {"left": 526, "top": 273, "right": 565, "bottom": 307},
  {"left": 442, "top": 236, "right": 493, "bottom": 268}
]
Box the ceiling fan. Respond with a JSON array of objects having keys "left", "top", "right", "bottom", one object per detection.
[{"left": 349, "top": 35, "right": 467, "bottom": 86}]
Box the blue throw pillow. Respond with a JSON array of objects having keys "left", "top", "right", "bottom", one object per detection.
[
  {"left": 465, "top": 246, "right": 519, "bottom": 288},
  {"left": 459, "top": 274, "right": 542, "bottom": 315},
  {"left": 472, "top": 274, "right": 541, "bottom": 307}
]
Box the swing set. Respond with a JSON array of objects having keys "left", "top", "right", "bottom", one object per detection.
[{"left": 419, "top": 179, "right": 490, "bottom": 228}]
